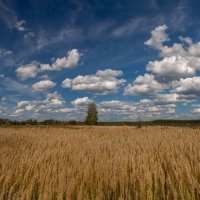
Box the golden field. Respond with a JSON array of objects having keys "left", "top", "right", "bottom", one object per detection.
[{"left": 0, "top": 126, "right": 200, "bottom": 200}]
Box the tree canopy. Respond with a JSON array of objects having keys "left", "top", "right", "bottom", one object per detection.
[{"left": 85, "top": 103, "right": 98, "bottom": 125}]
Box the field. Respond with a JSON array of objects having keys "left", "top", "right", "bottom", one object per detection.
[{"left": 0, "top": 126, "right": 200, "bottom": 200}]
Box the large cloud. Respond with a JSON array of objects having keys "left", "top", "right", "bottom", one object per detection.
[
  {"left": 193, "top": 108, "right": 200, "bottom": 113},
  {"left": 71, "top": 97, "right": 92, "bottom": 107},
  {"left": 124, "top": 74, "right": 164, "bottom": 95},
  {"left": 147, "top": 56, "right": 195, "bottom": 81},
  {"left": 16, "top": 62, "right": 39, "bottom": 80},
  {"left": 43, "top": 92, "right": 64, "bottom": 107},
  {"left": 32, "top": 80, "right": 56, "bottom": 91},
  {"left": 144, "top": 25, "right": 169, "bottom": 49},
  {"left": 62, "top": 69, "right": 126, "bottom": 95},
  {"left": 154, "top": 93, "right": 194, "bottom": 104},
  {"left": 16, "top": 49, "right": 81, "bottom": 80},
  {"left": 40, "top": 64, "right": 53, "bottom": 71},
  {"left": 188, "top": 42, "right": 200, "bottom": 57},
  {"left": 172, "top": 77, "right": 200, "bottom": 96},
  {"left": 51, "top": 49, "right": 80, "bottom": 70}
]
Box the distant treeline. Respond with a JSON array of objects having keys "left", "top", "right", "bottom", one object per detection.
[
  {"left": 99, "top": 120, "right": 200, "bottom": 127},
  {"left": 0, "top": 119, "right": 78, "bottom": 125},
  {"left": 1, "top": 118, "right": 200, "bottom": 127}
]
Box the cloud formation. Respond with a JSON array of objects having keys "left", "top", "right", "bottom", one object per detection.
[
  {"left": 4, "top": 23, "right": 200, "bottom": 120},
  {"left": 172, "top": 77, "right": 200, "bottom": 96},
  {"left": 16, "top": 49, "right": 81, "bottom": 80},
  {"left": 124, "top": 74, "right": 164, "bottom": 95},
  {"left": 121, "top": 24, "right": 200, "bottom": 119},
  {"left": 12, "top": 92, "right": 67, "bottom": 117},
  {"left": 62, "top": 69, "right": 126, "bottom": 95},
  {"left": 126, "top": 25, "right": 200, "bottom": 99},
  {"left": 71, "top": 97, "right": 92, "bottom": 107},
  {"left": 51, "top": 49, "right": 81, "bottom": 70},
  {"left": 147, "top": 56, "right": 195, "bottom": 81},
  {"left": 32, "top": 80, "right": 56, "bottom": 91},
  {"left": 16, "top": 62, "right": 39, "bottom": 80},
  {"left": 145, "top": 25, "right": 200, "bottom": 75},
  {"left": 100, "top": 100, "right": 136, "bottom": 111},
  {"left": 144, "top": 25, "right": 169, "bottom": 49}
]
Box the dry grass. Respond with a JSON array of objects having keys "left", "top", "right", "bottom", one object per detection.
[{"left": 0, "top": 126, "right": 200, "bottom": 200}]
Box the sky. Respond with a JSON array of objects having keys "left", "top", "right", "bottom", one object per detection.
[{"left": 1, "top": 0, "right": 200, "bottom": 121}]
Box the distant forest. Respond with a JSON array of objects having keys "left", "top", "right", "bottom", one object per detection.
[{"left": 1, "top": 118, "right": 200, "bottom": 127}]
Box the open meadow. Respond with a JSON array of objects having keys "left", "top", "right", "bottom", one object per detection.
[{"left": 0, "top": 126, "right": 200, "bottom": 200}]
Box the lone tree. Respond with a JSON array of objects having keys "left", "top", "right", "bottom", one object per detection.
[
  {"left": 85, "top": 102, "right": 98, "bottom": 125},
  {"left": 136, "top": 115, "right": 142, "bottom": 129}
]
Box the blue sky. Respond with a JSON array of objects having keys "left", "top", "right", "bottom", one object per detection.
[{"left": 1, "top": 0, "right": 200, "bottom": 121}]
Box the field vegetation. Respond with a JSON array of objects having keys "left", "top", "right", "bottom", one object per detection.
[{"left": 0, "top": 126, "right": 200, "bottom": 199}]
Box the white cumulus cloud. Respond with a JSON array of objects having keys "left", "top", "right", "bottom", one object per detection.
[
  {"left": 16, "top": 49, "right": 81, "bottom": 80},
  {"left": 144, "top": 25, "right": 169, "bottom": 49},
  {"left": 172, "top": 77, "right": 200, "bottom": 95},
  {"left": 124, "top": 74, "right": 164, "bottom": 95},
  {"left": 71, "top": 97, "right": 92, "bottom": 107},
  {"left": 62, "top": 69, "right": 126, "bottom": 95},
  {"left": 16, "top": 63, "right": 39, "bottom": 80},
  {"left": 144, "top": 25, "right": 200, "bottom": 77},
  {"left": 193, "top": 108, "right": 200, "bottom": 113},
  {"left": 32, "top": 80, "right": 56, "bottom": 91},
  {"left": 51, "top": 49, "right": 81, "bottom": 70},
  {"left": 147, "top": 56, "right": 195, "bottom": 81},
  {"left": 40, "top": 64, "right": 53, "bottom": 71}
]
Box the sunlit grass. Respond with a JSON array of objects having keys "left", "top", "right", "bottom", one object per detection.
[{"left": 0, "top": 126, "right": 200, "bottom": 199}]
